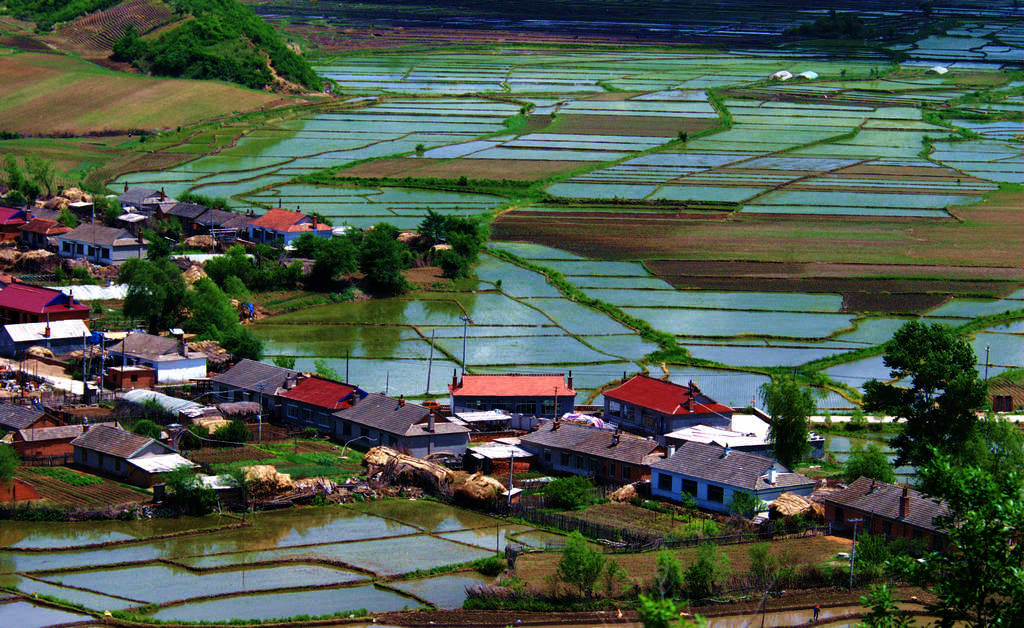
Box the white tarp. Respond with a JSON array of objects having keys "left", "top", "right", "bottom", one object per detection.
[
  {"left": 123, "top": 389, "right": 201, "bottom": 414},
  {"left": 57, "top": 284, "right": 128, "bottom": 301}
]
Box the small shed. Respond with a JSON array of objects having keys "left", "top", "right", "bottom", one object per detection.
[
  {"left": 104, "top": 365, "right": 156, "bottom": 391},
  {"left": 450, "top": 410, "right": 512, "bottom": 432}
]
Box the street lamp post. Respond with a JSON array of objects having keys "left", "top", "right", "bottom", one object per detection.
[{"left": 849, "top": 517, "right": 863, "bottom": 590}]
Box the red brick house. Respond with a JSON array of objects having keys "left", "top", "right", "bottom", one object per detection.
[
  {"left": 0, "top": 283, "right": 90, "bottom": 325},
  {"left": 449, "top": 373, "right": 576, "bottom": 418},
  {"left": 19, "top": 217, "right": 71, "bottom": 249},
  {"left": 0, "top": 402, "right": 61, "bottom": 433},
  {"left": 603, "top": 374, "right": 733, "bottom": 438},
  {"left": 12, "top": 422, "right": 119, "bottom": 458},
  {"left": 822, "top": 477, "right": 950, "bottom": 550},
  {"left": 0, "top": 206, "right": 28, "bottom": 243}
]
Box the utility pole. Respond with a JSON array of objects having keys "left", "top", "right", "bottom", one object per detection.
[
  {"left": 257, "top": 384, "right": 264, "bottom": 444},
  {"left": 460, "top": 315, "right": 471, "bottom": 376},
  {"left": 345, "top": 349, "right": 349, "bottom": 383},
  {"left": 985, "top": 345, "right": 990, "bottom": 381},
  {"left": 425, "top": 329, "right": 435, "bottom": 395},
  {"left": 849, "top": 518, "right": 863, "bottom": 591}
]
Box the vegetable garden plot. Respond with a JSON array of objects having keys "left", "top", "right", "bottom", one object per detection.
[{"left": 741, "top": 205, "right": 951, "bottom": 218}]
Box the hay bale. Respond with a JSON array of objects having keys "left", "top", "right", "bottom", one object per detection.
[
  {"left": 610, "top": 483, "right": 637, "bottom": 503},
  {"left": 396, "top": 231, "right": 419, "bottom": 244},
  {"left": 0, "top": 248, "right": 20, "bottom": 269},
  {"left": 363, "top": 446, "right": 454, "bottom": 494},
  {"left": 184, "top": 235, "right": 215, "bottom": 251},
  {"left": 16, "top": 249, "right": 59, "bottom": 273},
  {"left": 453, "top": 471, "right": 506, "bottom": 503},
  {"left": 182, "top": 264, "right": 207, "bottom": 284},
  {"left": 26, "top": 346, "right": 55, "bottom": 359},
  {"left": 62, "top": 187, "right": 90, "bottom": 202},
  {"left": 769, "top": 492, "right": 822, "bottom": 521},
  {"left": 243, "top": 465, "right": 293, "bottom": 498}
]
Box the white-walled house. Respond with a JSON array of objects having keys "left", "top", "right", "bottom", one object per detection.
[
  {"left": 57, "top": 224, "right": 147, "bottom": 265},
  {"left": 107, "top": 332, "right": 207, "bottom": 384},
  {"left": 649, "top": 441, "right": 814, "bottom": 514}
]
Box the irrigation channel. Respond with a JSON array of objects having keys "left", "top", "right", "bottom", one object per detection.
[{"left": 0, "top": 500, "right": 559, "bottom": 624}]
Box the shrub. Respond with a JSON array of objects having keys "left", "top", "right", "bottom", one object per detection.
[
  {"left": 728, "top": 490, "right": 763, "bottom": 518},
  {"left": 684, "top": 543, "right": 729, "bottom": 599},
  {"left": 212, "top": 420, "right": 250, "bottom": 447},
  {"left": 178, "top": 424, "right": 209, "bottom": 450},
  {"left": 844, "top": 443, "right": 895, "bottom": 484},
  {"left": 164, "top": 466, "right": 217, "bottom": 515},
  {"left": 543, "top": 476, "right": 598, "bottom": 510},
  {"left": 473, "top": 555, "right": 506, "bottom": 577},
  {"left": 131, "top": 419, "right": 162, "bottom": 439},
  {"left": 654, "top": 549, "right": 684, "bottom": 599},
  {"left": 556, "top": 531, "right": 606, "bottom": 598}
]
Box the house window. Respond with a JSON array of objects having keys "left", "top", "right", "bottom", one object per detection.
[
  {"left": 707, "top": 485, "right": 724, "bottom": 503},
  {"left": 343, "top": 422, "right": 351, "bottom": 437},
  {"left": 101, "top": 247, "right": 110, "bottom": 259},
  {"left": 657, "top": 472, "right": 673, "bottom": 492},
  {"left": 883, "top": 521, "right": 892, "bottom": 537},
  {"left": 834, "top": 507, "right": 845, "bottom": 523},
  {"left": 515, "top": 401, "right": 534, "bottom": 414},
  {"left": 560, "top": 452, "right": 569, "bottom": 466},
  {"left": 115, "top": 458, "right": 121, "bottom": 472},
  {"left": 681, "top": 479, "right": 698, "bottom": 497},
  {"left": 62, "top": 242, "right": 71, "bottom": 253},
  {"left": 288, "top": 406, "right": 298, "bottom": 419},
  {"left": 76, "top": 243, "right": 84, "bottom": 254},
  {"left": 360, "top": 426, "right": 368, "bottom": 437},
  {"left": 544, "top": 451, "right": 551, "bottom": 462},
  {"left": 573, "top": 455, "right": 582, "bottom": 469},
  {"left": 541, "top": 399, "right": 555, "bottom": 415},
  {"left": 608, "top": 462, "right": 616, "bottom": 478},
  {"left": 607, "top": 400, "right": 622, "bottom": 417},
  {"left": 621, "top": 464, "right": 630, "bottom": 480}
]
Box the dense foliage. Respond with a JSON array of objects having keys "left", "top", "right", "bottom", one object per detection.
[
  {"left": 556, "top": 531, "right": 606, "bottom": 597},
  {"left": 183, "top": 278, "right": 262, "bottom": 361},
  {"left": 5, "top": 0, "right": 119, "bottom": 32},
  {"left": 111, "top": 0, "right": 321, "bottom": 90},
  {"left": 204, "top": 244, "right": 303, "bottom": 293},
  {"left": 542, "top": 475, "right": 598, "bottom": 510},
  {"left": 0, "top": 444, "right": 19, "bottom": 484},
  {"left": 358, "top": 223, "right": 411, "bottom": 296},
  {"left": 843, "top": 443, "right": 895, "bottom": 484},
  {"left": 784, "top": 9, "right": 871, "bottom": 39},
  {"left": 759, "top": 377, "right": 814, "bottom": 467},
  {"left": 418, "top": 210, "right": 489, "bottom": 279},
  {"left": 119, "top": 257, "right": 186, "bottom": 333}
]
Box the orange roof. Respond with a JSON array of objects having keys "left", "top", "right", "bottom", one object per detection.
[
  {"left": 279, "top": 376, "right": 359, "bottom": 410},
  {"left": 20, "top": 217, "right": 71, "bottom": 236},
  {"left": 248, "top": 209, "right": 331, "bottom": 233},
  {"left": 604, "top": 374, "right": 732, "bottom": 416},
  {"left": 450, "top": 374, "right": 575, "bottom": 398}
]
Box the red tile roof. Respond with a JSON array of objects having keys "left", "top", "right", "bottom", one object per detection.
[
  {"left": 604, "top": 374, "right": 733, "bottom": 416},
  {"left": 0, "top": 207, "right": 27, "bottom": 226},
  {"left": 0, "top": 283, "right": 89, "bottom": 315},
  {"left": 450, "top": 374, "right": 575, "bottom": 398},
  {"left": 280, "top": 376, "right": 358, "bottom": 410},
  {"left": 20, "top": 217, "right": 71, "bottom": 236},
  {"left": 248, "top": 209, "right": 331, "bottom": 234}
]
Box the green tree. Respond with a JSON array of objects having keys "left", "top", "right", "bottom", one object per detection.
[
  {"left": 164, "top": 466, "right": 217, "bottom": 515},
  {"left": 24, "top": 154, "right": 54, "bottom": 197},
  {"left": 892, "top": 455, "right": 1024, "bottom": 627},
  {"left": 144, "top": 228, "right": 171, "bottom": 260},
  {"left": 179, "top": 424, "right": 209, "bottom": 450},
  {"left": 359, "top": 223, "right": 410, "bottom": 296},
  {"left": 221, "top": 275, "right": 250, "bottom": 300},
  {"left": 308, "top": 236, "right": 358, "bottom": 289},
  {"left": 272, "top": 356, "right": 296, "bottom": 370},
  {"left": 637, "top": 595, "right": 708, "bottom": 628},
  {"left": 863, "top": 321, "right": 986, "bottom": 468},
  {"left": 542, "top": 475, "right": 597, "bottom": 510},
  {"left": 313, "top": 358, "right": 339, "bottom": 381},
  {"left": 184, "top": 278, "right": 238, "bottom": 340},
  {"left": 131, "top": 419, "right": 162, "bottom": 439},
  {"left": 556, "top": 530, "right": 605, "bottom": 597},
  {"left": 957, "top": 414, "right": 1024, "bottom": 489},
  {"left": 0, "top": 444, "right": 19, "bottom": 486},
  {"left": 95, "top": 195, "right": 122, "bottom": 227},
  {"left": 684, "top": 543, "right": 729, "bottom": 599},
  {"left": 119, "top": 258, "right": 186, "bottom": 332},
  {"left": 112, "top": 24, "right": 147, "bottom": 62},
  {"left": 418, "top": 208, "right": 448, "bottom": 243},
  {"left": 747, "top": 543, "right": 778, "bottom": 589},
  {"left": 212, "top": 420, "right": 250, "bottom": 447},
  {"left": 843, "top": 443, "right": 896, "bottom": 484},
  {"left": 655, "top": 549, "right": 684, "bottom": 599},
  {"left": 222, "top": 326, "right": 262, "bottom": 361},
  {"left": 57, "top": 208, "right": 79, "bottom": 228},
  {"left": 728, "top": 490, "right": 762, "bottom": 518},
  {"left": 859, "top": 584, "right": 916, "bottom": 628},
  {"left": 3, "top": 190, "right": 27, "bottom": 207},
  {"left": 759, "top": 377, "right": 814, "bottom": 467}
]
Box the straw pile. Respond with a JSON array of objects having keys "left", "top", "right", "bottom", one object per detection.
[
  {"left": 610, "top": 483, "right": 638, "bottom": 503},
  {"left": 769, "top": 492, "right": 824, "bottom": 520},
  {"left": 16, "top": 250, "right": 59, "bottom": 272},
  {"left": 26, "top": 346, "right": 55, "bottom": 359},
  {"left": 184, "top": 235, "right": 215, "bottom": 250},
  {"left": 182, "top": 264, "right": 207, "bottom": 284},
  {"left": 0, "top": 249, "right": 19, "bottom": 269},
  {"left": 453, "top": 471, "right": 505, "bottom": 503},
  {"left": 364, "top": 446, "right": 453, "bottom": 494},
  {"left": 243, "top": 465, "right": 293, "bottom": 498}
]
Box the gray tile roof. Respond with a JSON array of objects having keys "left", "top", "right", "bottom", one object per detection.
[
  {"left": 211, "top": 359, "right": 297, "bottom": 395},
  {"left": 70, "top": 424, "right": 170, "bottom": 458},
  {"left": 519, "top": 421, "right": 662, "bottom": 465},
  {"left": 17, "top": 422, "right": 118, "bottom": 442},
  {"left": 119, "top": 188, "right": 157, "bottom": 207},
  {"left": 651, "top": 441, "right": 813, "bottom": 491},
  {"left": 195, "top": 209, "right": 249, "bottom": 230},
  {"left": 61, "top": 224, "right": 142, "bottom": 247},
  {"left": 333, "top": 393, "right": 468, "bottom": 438},
  {"left": 0, "top": 402, "right": 46, "bottom": 430},
  {"left": 164, "top": 202, "right": 208, "bottom": 220},
  {"left": 109, "top": 332, "right": 205, "bottom": 362},
  {"left": 822, "top": 477, "right": 950, "bottom": 534}
]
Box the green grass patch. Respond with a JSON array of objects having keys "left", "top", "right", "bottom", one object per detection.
[{"left": 31, "top": 467, "right": 103, "bottom": 486}]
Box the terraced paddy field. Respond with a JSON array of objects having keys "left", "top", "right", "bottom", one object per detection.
[
  {"left": 106, "top": 46, "right": 1021, "bottom": 409},
  {"left": 0, "top": 502, "right": 565, "bottom": 621}
]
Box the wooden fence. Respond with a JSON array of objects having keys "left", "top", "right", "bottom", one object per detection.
[{"left": 21, "top": 454, "right": 75, "bottom": 467}]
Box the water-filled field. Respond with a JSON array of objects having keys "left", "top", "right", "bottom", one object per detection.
[{"left": 0, "top": 502, "right": 566, "bottom": 621}]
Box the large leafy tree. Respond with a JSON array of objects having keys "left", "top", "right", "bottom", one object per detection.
[
  {"left": 892, "top": 455, "right": 1024, "bottom": 627},
  {"left": 359, "top": 223, "right": 410, "bottom": 296},
  {"left": 843, "top": 443, "right": 895, "bottom": 484},
  {"left": 0, "top": 444, "right": 19, "bottom": 486},
  {"left": 556, "top": 530, "right": 606, "bottom": 597},
  {"left": 119, "top": 258, "right": 186, "bottom": 333},
  {"left": 862, "top": 321, "right": 986, "bottom": 468},
  {"left": 759, "top": 377, "right": 815, "bottom": 467},
  {"left": 183, "top": 278, "right": 262, "bottom": 361}
]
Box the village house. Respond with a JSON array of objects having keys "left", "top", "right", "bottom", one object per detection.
[
  {"left": 247, "top": 208, "right": 332, "bottom": 246},
  {"left": 0, "top": 206, "right": 28, "bottom": 243},
  {"left": 210, "top": 359, "right": 299, "bottom": 419},
  {"left": 822, "top": 477, "right": 949, "bottom": 550},
  {"left": 104, "top": 366, "right": 157, "bottom": 391},
  {"left": 449, "top": 373, "right": 576, "bottom": 419},
  {"left": 603, "top": 374, "right": 733, "bottom": 438},
  {"left": 194, "top": 208, "right": 250, "bottom": 239},
  {"left": 331, "top": 393, "right": 470, "bottom": 457},
  {"left": 518, "top": 421, "right": 663, "bottom": 484},
  {"left": 119, "top": 186, "right": 176, "bottom": 215},
  {"left": 12, "top": 422, "right": 119, "bottom": 459},
  {"left": 158, "top": 202, "right": 209, "bottom": 236},
  {"left": 0, "top": 282, "right": 90, "bottom": 325},
  {"left": 0, "top": 401, "right": 60, "bottom": 432},
  {"left": 649, "top": 441, "right": 815, "bottom": 514},
  {"left": 0, "top": 319, "right": 91, "bottom": 358},
  {"left": 108, "top": 332, "right": 207, "bottom": 384},
  {"left": 278, "top": 375, "right": 366, "bottom": 434},
  {"left": 57, "top": 224, "right": 148, "bottom": 265},
  {"left": 664, "top": 412, "right": 825, "bottom": 459},
  {"left": 71, "top": 424, "right": 194, "bottom": 487},
  {"left": 19, "top": 217, "right": 71, "bottom": 249}
]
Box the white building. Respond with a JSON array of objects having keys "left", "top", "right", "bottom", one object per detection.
[{"left": 107, "top": 332, "right": 207, "bottom": 384}]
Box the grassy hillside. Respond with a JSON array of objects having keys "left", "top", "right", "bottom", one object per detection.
[{"left": 0, "top": 51, "right": 303, "bottom": 135}]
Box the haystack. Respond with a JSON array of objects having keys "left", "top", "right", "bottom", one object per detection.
[
  {"left": 192, "top": 416, "right": 230, "bottom": 433},
  {"left": 16, "top": 249, "right": 59, "bottom": 273},
  {"left": 243, "top": 465, "right": 293, "bottom": 499},
  {"left": 453, "top": 471, "right": 506, "bottom": 503},
  {"left": 26, "top": 346, "right": 55, "bottom": 359},
  {"left": 182, "top": 264, "right": 207, "bottom": 284},
  {"left": 43, "top": 197, "right": 68, "bottom": 211},
  {"left": 0, "top": 248, "right": 20, "bottom": 269},
  {"left": 184, "top": 235, "right": 215, "bottom": 250},
  {"left": 216, "top": 401, "right": 261, "bottom": 421},
  {"left": 610, "top": 483, "right": 638, "bottom": 503},
  {"left": 397, "top": 231, "right": 419, "bottom": 244},
  {"left": 363, "top": 446, "right": 453, "bottom": 494},
  {"left": 62, "top": 187, "right": 90, "bottom": 203},
  {"left": 769, "top": 492, "right": 823, "bottom": 521}
]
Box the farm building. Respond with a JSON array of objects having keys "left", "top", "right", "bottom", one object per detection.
[
  {"left": 247, "top": 208, "right": 332, "bottom": 245},
  {"left": 822, "top": 477, "right": 949, "bottom": 550},
  {"left": 104, "top": 365, "right": 156, "bottom": 391},
  {"left": 649, "top": 441, "right": 814, "bottom": 514},
  {"left": 331, "top": 393, "right": 469, "bottom": 457},
  {"left": 0, "top": 319, "right": 91, "bottom": 358},
  {"left": 664, "top": 413, "right": 825, "bottom": 459},
  {"left": 0, "top": 282, "right": 90, "bottom": 325},
  {"left": 19, "top": 217, "right": 70, "bottom": 249},
  {"left": 119, "top": 187, "right": 176, "bottom": 215},
  {"left": 12, "top": 422, "right": 119, "bottom": 458},
  {"left": 0, "top": 206, "right": 28, "bottom": 242},
  {"left": 71, "top": 424, "right": 195, "bottom": 487},
  {"left": 193, "top": 209, "right": 250, "bottom": 237},
  {"left": 449, "top": 373, "right": 576, "bottom": 418},
  {"left": 0, "top": 401, "right": 60, "bottom": 432},
  {"left": 603, "top": 374, "right": 733, "bottom": 438},
  {"left": 108, "top": 332, "right": 207, "bottom": 384},
  {"left": 210, "top": 358, "right": 298, "bottom": 419},
  {"left": 278, "top": 375, "right": 367, "bottom": 434},
  {"left": 57, "top": 224, "right": 148, "bottom": 265},
  {"left": 449, "top": 410, "right": 512, "bottom": 432},
  {"left": 518, "top": 421, "right": 662, "bottom": 484},
  {"left": 158, "top": 202, "right": 209, "bottom": 236}
]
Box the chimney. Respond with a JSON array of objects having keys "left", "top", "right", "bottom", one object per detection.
[
  {"left": 398, "top": 395, "right": 405, "bottom": 408},
  {"left": 687, "top": 395, "right": 694, "bottom": 412},
  {"left": 899, "top": 485, "right": 910, "bottom": 519},
  {"left": 124, "top": 182, "right": 128, "bottom": 193},
  {"left": 82, "top": 418, "right": 89, "bottom": 432},
  {"left": 427, "top": 412, "right": 435, "bottom": 432},
  {"left": 452, "top": 369, "right": 458, "bottom": 390},
  {"left": 567, "top": 370, "right": 573, "bottom": 390},
  {"left": 721, "top": 445, "right": 731, "bottom": 458},
  {"left": 160, "top": 188, "right": 165, "bottom": 202},
  {"left": 611, "top": 429, "right": 620, "bottom": 446},
  {"left": 869, "top": 479, "right": 877, "bottom": 493},
  {"left": 551, "top": 419, "right": 560, "bottom": 431},
  {"left": 44, "top": 312, "right": 50, "bottom": 337},
  {"left": 767, "top": 463, "right": 778, "bottom": 486},
  {"left": 665, "top": 443, "right": 676, "bottom": 458},
  {"left": 312, "top": 215, "right": 318, "bottom": 230}
]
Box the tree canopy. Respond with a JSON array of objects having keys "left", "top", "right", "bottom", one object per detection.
[
  {"left": 556, "top": 530, "right": 606, "bottom": 597},
  {"left": 759, "top": 377, "right": 814, "bottom": 467},
  {"left": 863, "top": 321, "right": 986, "bottom": 468},
  {"left": 119, "top": 258, "right": 186, "bottom": 333},
  {"left": 359, "top": 223, "right": 410, "bottom": 296},
  {"left": 843, "top": 443, "right": 895, "bottom": 484}
]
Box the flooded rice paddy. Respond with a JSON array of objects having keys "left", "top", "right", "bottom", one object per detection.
[{"left": 0, "top": 501, "right": 564, "bottom": 622}]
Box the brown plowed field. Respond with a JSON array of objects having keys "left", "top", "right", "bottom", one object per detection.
[
  {"left": 548, "top": 113, "right": 717, "bottom": 137},
  {"left": 16, "top": 468, "right": 149, "bottom": 509},
  {"left": 340, "top": 157, "right": 591, "bottom": 181}
]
